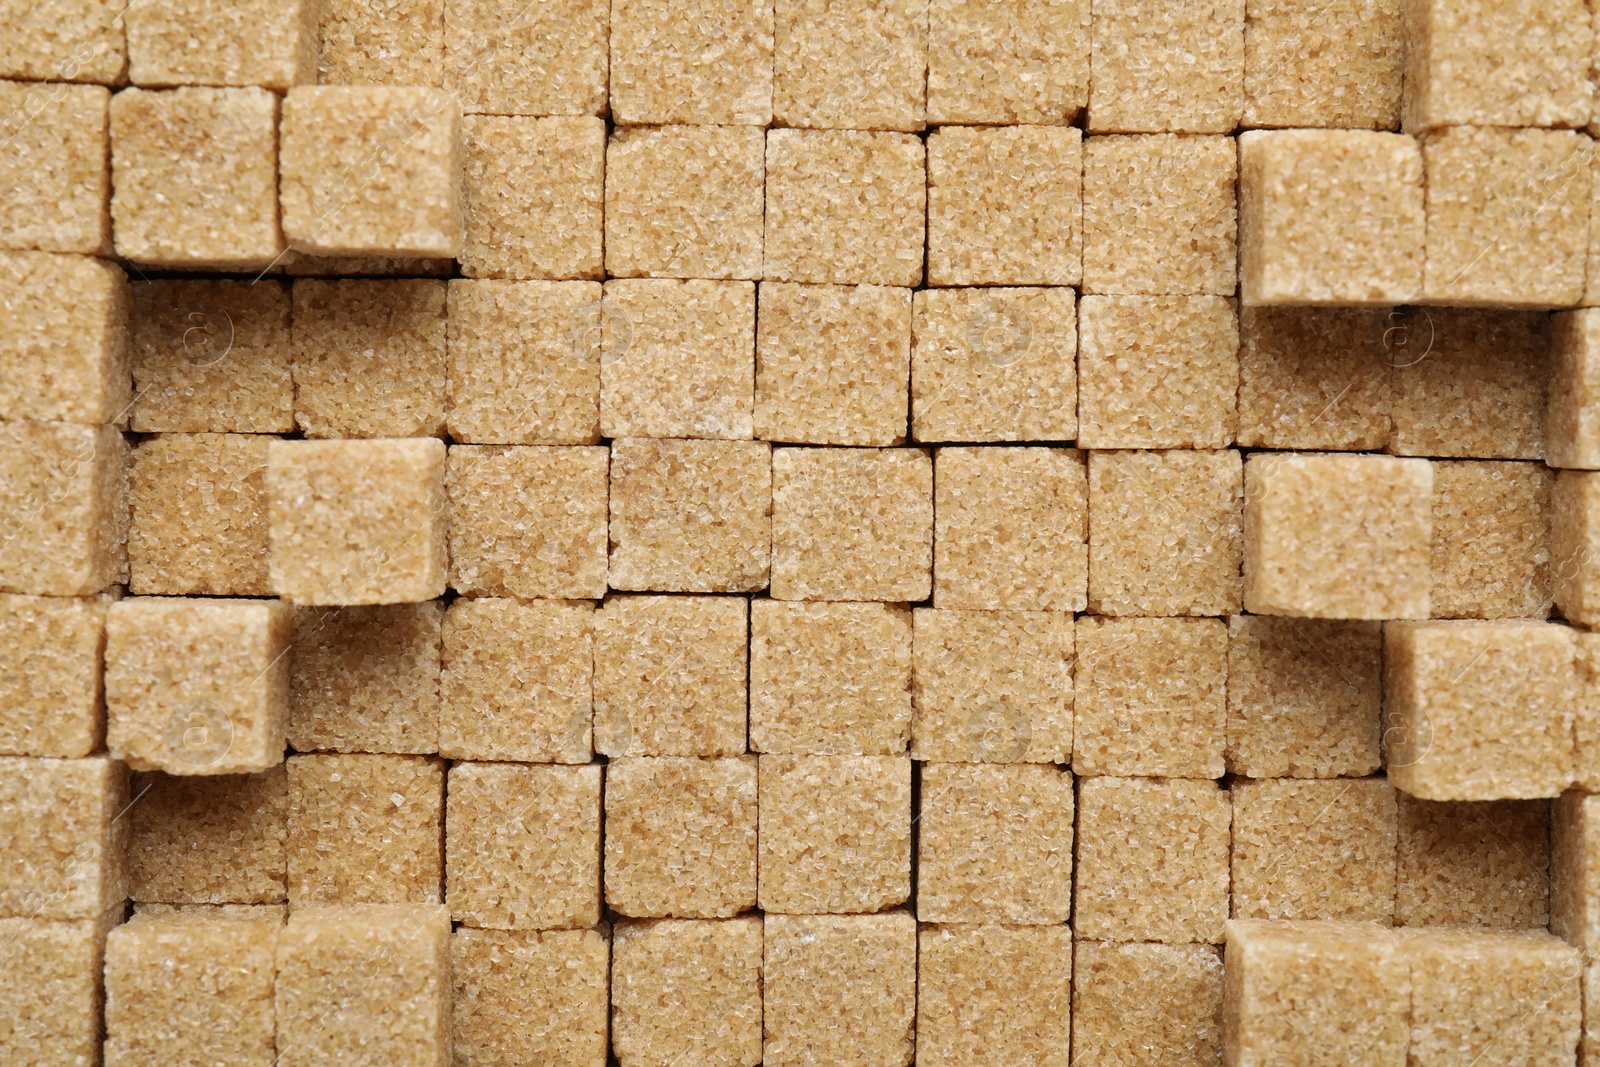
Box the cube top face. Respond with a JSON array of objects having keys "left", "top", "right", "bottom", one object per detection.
[
  {"left": 0, "top": 82, "right": 111, "bottom": 255},
  {"left": 0, "top": 0, "right": 126, "bottom": 84},
  {"left": 1242, "top": 0, "right": 1403, "bottom": 130},
  {"left": 1072, "top": 940, "right": 1225, "bottom": 1067},
  {"left": 444, "top": 0, "right": 608, "bottom": 117},
  {"left": 610, "top": 0, "right": 774, "bottom": 126},
  {"left": 926, "top": 0, "right": 1089, "bottom": 126},
  {"left": 125, "top": 0, "right": 317, "bottom": 90},
  {"left": 0, "top": 420, "right": 128, "bottom": 597},
  {"left": 611, "top": 916, "right": 764, "bottom": 1067},
  {"left": 0, "top": 593, "right": 107, "bottom": 759},
  {"left": 0, "top": 755, "right": 127, "bottom": 920},
  {"left": 0, "top": 250, "right": 129, "bottom": 425},
  {"left": 127, "top": 767, "right": 289, "bottom": 905},
  {"left": 771, "top": 0, "right": 927, "bottom": 132},
  {"left": 917, "top": 923, "right": 1074, "bottom": 1067},
  {"left": 1087, "top": 0, "right": 1244, "bottom": 134}
]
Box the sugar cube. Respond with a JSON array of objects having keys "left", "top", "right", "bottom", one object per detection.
[
  {"left": 772, "top": 0, "right": 926, "bottom": 131},
  {"left": 1243, "top": 0, "right": 1403, "bottom": 129},
  {"left": 1398, "top": 794, "right": 1549, "bottom": 928},
  {"left": 128, "top": 433, "right": 270, "bottom": 597},
  {"left": 0, "top": 81, "right": 110, "bottom": 254},
  {"left": 1088, "top": 0, "right": 1244, "bottom": 133},
  {"left": 1555, "top": 470, "right": 1600, "bottom": 626},
  {"left": 288, "top": 603, "right": 442, "bottom": 756},
  {"left": 0, "top": 593, "right": 106, "bottom": 758},
  {"left": 442, "top": 0, "right": 607, "bottom": 116},
  {"left": 0, "top": 755, "right": 127, "bottom": 920},
  {"left": 611, "top": 0, "right": 772, "bottom": 124},
  {"left": 1430, "top": 460, "right": 1552, "bottom": 619},
  {"left": 316, "top": 0, "right": 444, "bottom": 85},
  {"left": 612, "top": 917, "right": 763, "bottom": 1067},
  {"left": 926, "top": 0, "right": 1088, "bottom": 125},
  {"left": 1072, "top": 941, "right": 1225, "bottom": 1067},
  {"left": 124, "top": 0, "right": 315, "bottom": 89},
  {"left": 127, "top": 768, "right": 287, "bottom": 904},
  {"left": 1554, "top": 790, "right": 1600, "bottom": 951},
  {"left": 916, "top": 924, "right": 1073, "bottom": 1067},
  {"left": 0, "top": 251, "right": 127, "bottom": 423},
  {"left": 1235, "top": 306, "right": 1393, "bottom": 452},
  {"left": 0, "top": 912, "right": 115, "bottom": 1067},
  {"left": 0, "top": 0, "right": 125, "bottom": 83},
  {"left": 450, "top": 926, "right": 608, "bottom": 1067},
  {"left": 1550, "top": 309, "right": 1600, "bottom": 469}
]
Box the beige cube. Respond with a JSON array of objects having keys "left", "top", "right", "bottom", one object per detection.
[
  {"left": 450, "top": 926, "right": 608, "bottom": 1067},
  {"left": 0, "top": 594, "right": 107, "bottom": 758},
  {"left": 317, "top": 0, "right": 444, "bottom": 85},
  {"left": 612, "top": 917, "right": 763, "bottom": 1067},
  {"left": 926, "top": 0, "right": 1088, "bottom": 125},
  {"left": 288, "top": 603, "right": 442, "bottom": 756},
  {"left": 610, "top": 0, "right": 772, "bottom": 125},
  {"left": 0, "top": 421, "right": 129, "bottom": 596},
  {"left": 0, "top": 0, "right": 125, "bottom": 83},
  {"left": 0, "top": 913, "right": 116, "bottom": 1067},
  {"left": 1243, "top": 0, "right": 1404, "bottom": 129},
  {"left": 127, "top": 769, "right": 287, "bottom": 904},
  {"left": 1550, "top": 308, "right": 1600, "bottom": 469},
  {"left": 1576, "top": 632, "right": 1600, "bottom": 791},
  {"left": 772, "top": 0, "right": 926, "bottom": 131},
  {"left": 1398, "top": 794, "right": 1550, "bottom": 928},
  {"left": 0, "top": 252, "right": 127, "bottom": 424},
  {"left": 1430, "top": 460, "right": 1552, "bottom": 619},
  {"left": 442, "top": 0, "right": 607, "bottom": 116},
  {"left": 1088, "top": 0, "right": 1244, "bottom": 133},
  {"left": 1555, "top": 790, "right": 1600, "bottom": 952},
  {"left": 0, "top": 81, "right": 110, "bottom": 254},
  {"left": 916, "top": 924, "right": 1074, "bottom": 1067},
  {"left": 1073, "top": 941, "right": 1225, "bottom": 1067},
  {"left": 128, "top": 433, "right": 271, "bottom": 597},
  {"left": 0, "top": 755, "right": 128, "bottom": 919},
  {"left": 1555, "top": 471, "right": 1600, "bottom": 627},
  {"left": 124, "top": 0, "right": 316, "bottom": 88},
  {"left": 1236, "top": 306, "right": 1393, "bottom": 452}
]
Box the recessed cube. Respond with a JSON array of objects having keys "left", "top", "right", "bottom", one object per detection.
[
  {"left": 0, "top": 252, "right": 126, "bottom": 425},
  {"left": 127, "top": 768, "right": 287, "bottom": 904},
  {"left": 451, "top": 926, "right": 608, "bottom": 1067},
  {"left": 0, "top": 0, "right": 124, "bottom": 83},
  {"left": 772, "top": 0, "right": 925, "bottom": 131},
  {"left": 0, "top": 755, "right": 126, "bottom": 919},
  {"left": 1232, "top": 778, "right": 1398, "bottom": 923},
  {"left": 1236, "top": 306, "right": 1393, "bottom": 452},
  {"left": 1082, "top": 134, "right": 1236, "bottom": 295},
  {"left": 442, "top": 0, "right": 606, "bottom": 116},
  {"left": 910, "top": 287, "right": 1077, "bottom": 443},
  {"left": 755, "top": 282, "right": 910, "bottom": 446},
  {"left": 286, "top": 753, "right": 444, "bottom": 906},
  {"left": 763, "top": 913, "right": 916, "bottom": 1067},
  {"left": 1555, "top": 791, "right": 1600, "bottom": 951},
  {"left": 751, "top": 601, "right": 912, "bottom": 756},
  {"left": 613, "top": 917, "right": 763, "bottom": 1067},
  {"left": 927, "top": 125, "right": 1081, "bottom": 287},
  {"left": 1384, "top": 620, "right": 1576, "bottom": 801},
  {"left": 275, "top": 904, "right": 451, "bottom": 1067},
  {"left": 911, "top": 609, "right": 1072, "bottom": 764},
  {"left": 757, "top": 754, "right": 911, "bottom": 915},
  {"left": 916, "top": 924, "right": 1073, "bottom": 1067},
  {"left": 460, "top": 115, "right": 604, "bottom": 280},
  {"left": 1074, "top": 616, "right": 1227, "bottom": 778},
  {"left": 1087, "top": 448, "right": 1243, "bottom": 616},
  {"left": 0, "top": 82, "right": 109, "bottom": 254},
  {"left": 933, "top": 446, "right": 1085, "bottom": 611},
  {"left": 132, "top": 902, "right": 287, "bottom": 921},
  {"left": 1087, "top": 0, "right": 1244, "bottom": 133},
  {"left": 109, "top": 87, "right": 281, "bottom": 268},
  {"left": 0, "top": 422, "right": 127, "bottom": 597},
  {"left": 1072, "top": 941, "right": 1225, "bottom": 1067},
  {"left": 1431, "top": 460, "right": 1552, "bottom": 619},
  {"left": 446, "top": 762, "right": 602, "bottom": 929},
  {"left": 600, "top": 279, "right": 755, "bottom": 439},
  {"left": 289, "top": 603, "right": 442, "bottom": 755},
  {"left": 441, "top": 598, "right": 592, "bottom": 763},
  {"left": 926, "top": 0, "right": 1088, "bottom": 125},
  {"left": 0, "top": 594, "right": 106, "bottom": 759},
  {"left": 1239, "top": 130, "right": 1424, "bottom": 306},
  {"left": 1226, "top": 615, "right": 1383, "bottom": 779},
  {"left": 610, "top": 0, "right": 770, "bottom": 124},
  {"left": 1398, "top": 795, "right": 1549, "bottom": 928},
  {"left": 1224, "top": 920, "right": 1409, "bottom": 1066},
  {"left": 1556, "top": 471, "right": 1600, "bottom": 627},
  {"left": 0, "top": 914, "right": 114, "bottom": 1067},
  {"left": 608, "top": 438, "right": 772, "bottom": 593},
  {"left": 1551, "top": 309, "right": 1600, "bottom": 470},
  {"left": 763, "top": 129, "right": 925, "bottom": 286},
  {"left": 1421, "top": 127, "right": 1591, "bottom": 307},
  {"left": 104, "top": 911, "right": 279, "bottom": 1067},
  {"left": 280, "top": 86, "right": 462, "bottom": 258},
  {"left": 125, "top": 0, "right": 315, "bottom": 88},
  {"left": 266, "top": 438, "right": 448, "bottom": 606},
  {"left": 1243, "top": 453, "right": 1432, "bottom": 619},
  {"left": 128, "top": 433, "right": 270, "bottom": 597},
  {"left": 772, "top": 447, "right": 932, "bottom": 602},
  {"left": 1243, "top": 0, "right": 1403, "bottom": 129},
  {"left": 917, "top": 763, "right": 1074, "bottom": 924},
  {"left": 316, "top": 0, "right": 444, "bottom": 85},
  {"left": 1076, "top": 777, "right": 1231, "bottom": 944},
  {"left": 595, "top": 595, "right": 747, "bottom": 758},
  {"left": 1077, "top": 295, "right": 1239, "bottom": 449}
]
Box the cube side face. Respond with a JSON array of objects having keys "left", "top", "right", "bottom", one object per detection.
[
  {"left": 771, "top": 0, "right": 927, "bottom": 132},
  {"left": 926, "top": 0, "right": 1089, "bottom": 126},
  {"left": 1577, "top": 633, "right": 1600, "bottom": 792},
  {"left": 609, "top": 0, "right": 773, "bottom": 125},
  {"left": 127, "top": 767, "right": 289, "bottom": 905},
  {"left": 450, "top": 927, "right": 609, "bottom": 1067},
  {"left": 1396, "top": 795, "right": 1550, "bottom": 928},
  {"left": 1087, "top": 0, "right": 1244, "bottom": 134},
  {"left": 1242, "top": 0, "right": 1403, "bottom": 130},
  {"left": 0, "top": 593, "right": 107, "bottom": 758},
  {"left": 1549, "top": 310, "right": 1600, "bottom": 470},
  {"left": 1429, "top": 460, "right": 1552, "bottom": 620},
  {"left": 1552, "top": 791, "right": 1600, "bottom": 951},
  {"left": 0, "top": 755, "right": 128, "bottom": 920},
  {"left": 1236, "top": 306, "right": 1393, "bottom": 452},
  {"left": 0, "top": 914, "right": 113, "bottom": 1067},
  {"left": 1071, "top": 941, "right": 1224, "bottom": 1067},
  {"left": 0, "top": 420, "right": 129, "bottom": 597},
  {"left": 125, "top": 0, "right": 317, "bottom": 89},
  {"left": 0, "top": 84, "right": 111, "bottom": 254},
  {"left": 916, "top": 924, "right": 1073, "bottom": 1067},
  {"left": 443, "top": 0, "right": 608, "bottom": 116},
  {"left": 611, "top": 917, "right": 763, "bottom": 1067},
  {"left": 1554, "top": 471, "right": 1600, "bottom": 627}
]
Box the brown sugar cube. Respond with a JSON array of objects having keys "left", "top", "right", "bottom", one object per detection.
[
  {"left": 128, "top": 433, "right": 270, "bottom": 597},
  {"left": 1076, "top": 777, "right": 1231, "bottom": 943},
  {"left": 1236, "top": 306, "right": 1393, "bottom": 452},
  {"left": 1087, "top": 448, "right": 1243, "bottom": 617},
  {"left": 130, "top": 279, "right": 294, "bottom": 433},
  {"left": 917, "top": 924, "right": 1073, "bottom": 1067},
  {"left": 613, "top": 917, "right": 762, "bottom": 1067},
  {"left": 772, "top": 0, "right": 925, "bottom": 131},
  {"left": 109, "top": 87, "right": 282, "bottom": 269},
  {"left": 1075, "top": 616, "right": 1227, "bottom": 778},
  {"left": 0, "top": 755, "right": 127, "bottom": 919},
  {"left": 440, "top": 598, "right": 592, "bottom": 763},
  {"left": 600, "top": 279, "right": 756, "bottom": 439},
  {"left": 917, "top": 763, "right": 1074, "bottom": 924},
  {"left": 274, "top": 904, "right": 451, "bottom": 1067},
  {"left": 1430, "top": 460, "right": 1552, "bottom": 619},
  {"left": 1231, "top": 777, "right": 1398, "bottom": 923},
  {"left": 124, "top": 0, "right": 315, "bottom": 89},
  {"left": 926, "top": 126, "right": 1081, "bottom": 287},
  {"left": 1555, "top": 471, "right": 1600, "bottom": 627},
  {"left": 1554, "top": 791, "right": 1600, "bottom": 951},
  {"left": 461, "top": 115, "right": 604, "bottom": 281},
  {"left": 910, "top": 287, "right": 1077, "bottom": 443},
  {"left": 1226, "top": 615, "right": 1384, "bottom": 779},
  {"left": 281, "top": 252, "right": 456, "bottom": 276},
  {"left": 105, "top": 597, "right": 290, "bottom": 775},
  {"left": 1422, "top": 127, "right": 1591, "bottom": 307},
  {"left": 288, "top": 603, "right": 442, "bottom": 755},
  {"left": 1398, "top": 795, "right": 1549, "bottom": 928},
  {"left": 772, "top": 447, "right": 932, "bottom": 602},
  {"left": 0, "top": 913, "right": 116, "bottom": 1067},
  {"left": 608, "top": 437, "right": 772, "bottom": 593},
  {"left": 451, "top": 926, "right": 608, "bottom": 1067},
  {"left": 103, "top": 910, "right": 278, "bottom": 1067},
  {"left": 750, "top": 601, "right": 911, "bottom": 756},
  {"left": 1072, "top": 942, "right": 1224, "bottom": 1067},
  {"left": 0, "top": 421, "right": 128, "bottom": 596},
  {"left": 1224, "top": 920, "right": 1409, "bottom": 1066},
  {"left": 287, "top": 753, "right": 444, "bottom": 906},
  {"left": 0, "top": 0, "right": 125, "bottom": 83},
  {"left": 755, "top": 282, "right": 911, "bottom": 447},
  {"left": 0, "top": 594, "right": 106, "bottom": 758},
  {"left": 266, "top": 438, "right": 448, "bottom": 606},
  {"left": 0, "top": 252, "right": 127, "bottom": 424},
  {"left": 1243, "top": 0, "right": 1404, "bottom": 129},
  {"left": 610, "top": 0, "right": 770, "bottom": 125},
  {"left": 926, "top": 0, "right": 1088, "bottom": 125},
  {"left": 756, "top": 754, "right": 910, "bottom": 914},
  {"left": 1577, "top": 633, "right": 1600, "bottom": 791},
  {"left": 316, "top": 0, "right": 444, "bottom": 86},
  {"left": 1088, "top": 0, "right": 1244, "bottom": 133},
  {"left": 279, "top": 86, "right": 462, "bottom": 258},
  {"left": 127, "top": 768, "right": 287, "bottom": 904},
  {"left": 763, "top": 129, "right": 926, "bottom": 287},
  {"left": 594, "top": 595, "right": 747, "bottom": 758},
  {"left": 1077, "top": 295, "right": 1239, "bottom": 449},
  {"left": 1243, "top": 453, "right": 1432, "bottom": 620},
  {"left": 1384, "top": 620, "right": 1576, "bottom": 801},
  {"left": 0, "top": 81, "right": 110, "bottom": 254},
  {"left": 1082, "top": 134, "right": 1237, "bottom": 296},
  {"left": 447, "top": 279, "right": 602, "bottom": 444},
  {"left": 446, "top": 762, "right": 602, "bottom": 930},
  {"left": 443, "top": 0, "right": 606, "bottom": 116},
  {"left": 1550, "top": 309, "right": 1600, "bottom": 469},
  {"left": 132, "top": 902, "right": 286, "bottom": 922},
  {"left": 911, "top": 609, "right": 1072, "bottom": 764}
]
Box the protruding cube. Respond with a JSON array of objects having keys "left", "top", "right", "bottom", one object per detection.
[
  {"left": 0, "top": 82, "right": 110, "bottom": 254},
  {"left": 916, "top": 924, "right": 1074, "bottom": 1067},
  {"left": 772, "top": 0, "right": 926, "bottom": 131},
  {"left": 610, "top": 0, "right": 772, "bottom": 125},
  {"left": 316, "top": 0, "right": 444, "bottom": 85},
  {"left": 450, "top": 926, "right": 608, "bottom": 1067},
  {"left": 124, "top": 0, "right": 316, "bottom": 88},
  {"left": 0, "top": 755, "right": 127, "bottom": 919},
  {"left": 127, "top": 769, "right": 288, "bottom": 904},
  {"left": 1236, "top": 306, "right": 1393, "bottom": 452},
  {"left": 1243, "top": 0, "right": 1404, "bottom": 129},
  {"left": 1072, "top": 941, "right": 1225, "bottom": 1067},
  {"left": 613, "top": 917, "right": 763, "bottom": 1067},
  {"left": 0, "top": 252, "right": 127, "bottom": 424},
  {"left": 0, "top": 913, "right": 115, "bottom": 1067},
  {"left": 288, "top": 603, "right": 442, "bottom": 756},
  {"left": 1430, "top": 460, "right": 1552, "bottom": 619},
  {"left": 0, "top": 594, "right": 107, "bottom": 758},
  {"left": 1398, "top": 795, "right": 1549, "bottom": 928},
  {"left": 0, "top": 0, "right": 125, "bottom": 83},
  {"left": 1550, "top": 309, "right": 1600, "bottom": 469},
  {"left": 128, "top": 433, "right": 270, "bottom": 597},
  {"left": 1088, "top": 0, "right": 1244, "bottom": 133},
  {"left": 0, "top": 420, "right": 128, "bottom": 597},
  {"left": 442, "top": 0, "right": 607, "bottom": 116},
  {"left": 926, "top": 0, "right": 1088, "bottom": 125}
]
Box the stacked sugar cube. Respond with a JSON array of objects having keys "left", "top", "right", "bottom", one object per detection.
[{"left": 4, "top": 0, "right": 1600, "bottom": 1064}]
